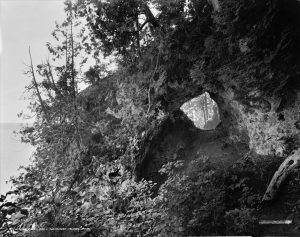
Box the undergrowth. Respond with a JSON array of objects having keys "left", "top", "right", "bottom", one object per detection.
[
  {"left": 152, "top": 156, "right": 262, "bottom": 236},
  {"left": 1, "top": 154, "right": 285, "bottom": 236}
]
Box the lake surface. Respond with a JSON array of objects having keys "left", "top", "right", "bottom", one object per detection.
[{"left": 0, "top": 123, "right": 33, "bottom": 195}]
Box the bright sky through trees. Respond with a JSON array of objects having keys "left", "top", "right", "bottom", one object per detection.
[
  {"left": 0, "top": 0, "right": 66, "bottom": 194},
  {"left": 0, "top": 0, "right": 66, "bottom": 123},
  {"left": 0, "top": 25, "right": 2, "bottom": 56}
]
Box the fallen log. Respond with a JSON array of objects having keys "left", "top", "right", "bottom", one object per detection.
[
  {"left": 263, "top": 148, "right": 300, "bottom": 202},
  {"left": 259, "top": 220, "right": 293, "bottom": 225},
  {"left": 208, "top": 0, "right": 221, "bottom": 12}
]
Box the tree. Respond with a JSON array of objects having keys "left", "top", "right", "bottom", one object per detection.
[
  {"left": 26, "top": 47, "right": 49, "bottom": 122},
  {"left": 6, "top": 1, "right": 98, "bottom": 230},
  {"left": 76, "top": 0, "right": 161, "bottom": 60}
]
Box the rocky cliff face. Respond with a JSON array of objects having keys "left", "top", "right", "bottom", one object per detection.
[
  {"left": 79, "top": 0, "right": 300, "bottom": 194},
  {"left": 134, "top": 0, "right": 300, "bottom": 191},
  {"left": 159, "top": 0, "right": 299, "bottom": 153}
]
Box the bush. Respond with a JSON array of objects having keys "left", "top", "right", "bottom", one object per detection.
[
  {"left": 224, "top": 208, "right": 257, "bottom": 235},
  {"left": 151, "top": 156, "right": 260, "bottom": 236},
  {"left": 2, "top": 155, "right": 262, "bottom": 236}
]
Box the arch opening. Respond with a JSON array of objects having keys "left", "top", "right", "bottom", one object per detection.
[{"left": 180, "top": 92, "right": 221, "bottom": 130}]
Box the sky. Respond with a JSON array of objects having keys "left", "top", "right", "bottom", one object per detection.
[
  {"left": 0, "top": 123, "right": 33, "bottom": 194},
  {"left": 0, "top": 0, "right": 66, "bottom": 123},
  {"left": 0, "top": 0, "right": 67, "bottom": 194}
]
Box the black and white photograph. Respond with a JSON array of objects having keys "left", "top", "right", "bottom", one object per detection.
[{"left": 0, "top": 0, "right": 300, "bottom": 236}]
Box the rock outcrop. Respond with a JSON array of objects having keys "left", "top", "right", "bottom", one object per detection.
[
  {"left": 135, "top": 0, "right": 300, "bottom": 200},
  {"left": 78, "top": 0, "right": 300, "bottom": 202}
]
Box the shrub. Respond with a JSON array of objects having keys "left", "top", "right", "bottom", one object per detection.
[{"left": 152, "top": 156, "right": 260, "bottom": 236}]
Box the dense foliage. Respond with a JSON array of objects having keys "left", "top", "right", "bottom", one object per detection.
[{"left": 1, "top": 0, "right": 299, "bottom": 236}]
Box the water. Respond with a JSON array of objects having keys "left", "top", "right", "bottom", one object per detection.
[{"left": 0, "top": 123, "right": 33, "bottom": 195}]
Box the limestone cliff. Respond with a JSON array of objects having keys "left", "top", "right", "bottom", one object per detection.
[{"left": 78, "top": 0, "right": 300, "bottom": 198}]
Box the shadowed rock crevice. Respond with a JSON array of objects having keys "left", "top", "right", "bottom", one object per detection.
[{"left": 137, "top": 101, "right": 246, "bottom": 185}]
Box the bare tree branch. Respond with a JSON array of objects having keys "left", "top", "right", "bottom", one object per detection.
[
  {"left": 46, "top": 59, "right": 61, "bottom": 97},
  {"left": 70, "top": 14, "right": 76, "bottom": 99},
  {"left": 142, "top": 4, "right": 160, "bottom": 28},
  {"left": 28, "top": 46, "right": 49, "bottom": 121},
  {"left": 263, "top": 149, "right": 300, "bottom": 201}
]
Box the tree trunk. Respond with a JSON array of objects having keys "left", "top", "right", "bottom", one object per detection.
[
  {"left": 147, "top": 53, "right": 160, "bottom": 113},
  {"left": 263, "top": 148, "right": 300, "bottom": 202},
  {"left": 203, "top": 93, "right": 208, "bottom": 123},
  {"left": 46, "top": 60, "right": 62, "bottom": 97},
  {"left": 70, "top": 16, "right": 76, "bottom": 99},
  {"left": 28, "top": 47, "right": 48, "bottom": 121},
  {"left": 44, "top": 72, "right": 54, "bottom": 99},
  {"left": 207, "top": 0, "right": 221, "bottom": 12},
  {"left": 202, "top": 105, "right": 207, "bottom": 125},
  {"left": 142, "top": 4, "right": 159, "bottom": 28}
]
